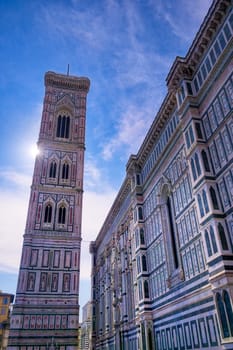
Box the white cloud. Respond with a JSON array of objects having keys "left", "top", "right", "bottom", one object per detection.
[
  {"left": 81, "top": 188, "right": 116, "bottom": 279},
  {"left": 150, "top": 0, "right": 212, "bottom": 42},
  {"left": 0, "top": 169, "right": 31, "bottom": 189},
  {"left": 0, "top": 188, "right": 28, "bottom": 273}
]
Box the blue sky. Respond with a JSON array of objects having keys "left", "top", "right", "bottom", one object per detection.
[{"left": 0, "top": 0, "right": 212, "bottom": 318}]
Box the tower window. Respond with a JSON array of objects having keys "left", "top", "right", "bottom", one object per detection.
[
  {"left": 44, "top": 204, "right": 52, "bottom": 223},
  {"left": 218, "top": 223, "right": 228, "bottom": 250},
  {"left": 195, "top": 122, "right": 203, "bottom": 139},
  {"left": 142, "top": 255, "right": 147, "bottom": 271},
  {"left": 205, "top": 230, "right": 212, "bottom": 257},
  {"left": 58, "top": 206, "right": 66, "bottom": 224},
  {"left": 140, "top": 228, "right": 145, "bottom": 245},
  {"left": 216, "top": 291, "right": 233, "bottom": 338},
  {"left": 49, "top": 161, "right": 57, "bottom": 178},
  {"left": 210, "top": 226, "right": 218, "bottom": 254},
  {"left": 195, "top": 153, "right": 201, "bottom": 176},
  {"left": 191, "top": 158, "right": 197, "bottom": 181},
  {"left": 144, "top": 280, "right": 149, "bottom": 299},
  {"left": 210, "top": 186, "right": 219, "bottom": 210},
  {"left": 56, "top": 115, "right": 70, "bottom": 139},
  {"left": 198, "top": 194, "right": 204, "bottom": 217},
  {"left": 62, "top": 163, "right": 69, "bottom": 180},
  {"left": 167, "top": 196, "right": 179, "bottom": 269},
  {"left": 202, "top": 189, "right": 209, "bottom": 214},
  {"left": 201, "top": 150, "right": 210, "bottom": 172}
]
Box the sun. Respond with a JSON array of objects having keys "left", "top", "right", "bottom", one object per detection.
[{"left": 29, "top": 144, "right": 40, "bottom": 158}]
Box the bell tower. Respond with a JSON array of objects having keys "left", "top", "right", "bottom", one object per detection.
[{"left": 8, "top": 71, "right": 90, "bottom": 349}]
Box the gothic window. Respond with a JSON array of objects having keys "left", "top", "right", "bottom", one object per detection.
[
  {"left": 167, "top": 196, "right": 179, "bottom": 269},
  {"left": 219, "top": 91, "right": 230, "bottom": 115},
  {"left": 62, "top": 163, "right": 69, "bottom": 179},
  {"left": 216, "top": 137, "right": 226, "bottom": 164},
  {"left": 144, "top": 280, "right": 149, "bottom": 298},
  {"left": 209, "top": 144, "right": 220, "bottom": 171},
  {"left": 208, "top": 107, "right": 217, "bottom": 132},
  {"left": 213, "top": 99, "right": 223, "bottom": 124},
  {"left": 198, "top": 194, "right": 204, "bottom": 218},
  {"left": 137, "top": 256, "right": 141, "bottom": 274},
  {"left": 56, "top": 114, "right": 70, "bottom": 138},
  {"left": 135, "top": 229, "right": 140, "bottom": 247},
  {"left": 201, "top": 150, "right": 210, "bottom": 172},
  {"left": 222, "top": 128, "right": 232, "bottom": 155},
  {"left": 138, "top": 207, "right": 143, "bottom": 221},
  {"left": 205, "top": 230, "right": 212, "bottom": 257},
  {"left": 225, "top": 173, "right": 233, "bottom": 201},
  {"left": 140, "top": 228, "right": 145, "bottom": 245},
  {"left": 49, "top": 161, "right": 57, "bottom": 178},
  {"left": 203, "top": 115, "right": 211, "bottom": 139},
  {"left": 225, "top": 80, "right": 233, "bottom": 108},
  {"left": 195, "top": 153, "right": 201, "bottom": 176},
  {"left": 138, "top": 280, "right": 143, "bottom": 300},
  {"left": 142, "top": 255, "right": 147, "bottom": 271},
  {"left": 216, "top": 291, "right": 233, "bottom": 338},
  {"left": 216, "top": 292, "right": 230, "bottom": 338},
  {"left": 185, "top": 131, "right": 191, "bottom": 149},
  {"left": 58, "top": 205, "right": 66, "bottom": 224},
  {"left": 195, "top": 122, "right": 203, "bottom": 139},
  {"left": 223, "top": 290, "right": 233, "bottom": 336},
  {"left": 210, "top": 226, "right": 218, "bottom": 254},
  {"left": 191, "top": 158, "right": 197, "bottom": 181},
  {"left": 202, "top": 189, "right": 209, "bottom": 214},
  {"left": 44, "top": 204, "right": 52, "bottom": 223},
  {"left": 218, "top": 223, "right": 228, "bottom": 251},
  {"left": 219, "top": 180, "right": 230, "bottom": 207},
  {"left": 210, "top": 186, "right": 219, "bottom": 210}
]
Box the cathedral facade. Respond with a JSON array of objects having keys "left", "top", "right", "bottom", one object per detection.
[
  {"left": 90, "top": 1, "right": 233, "bottom": 349},
  {"left": 8, "top": 72, "right": 90, "bottom": 349}
]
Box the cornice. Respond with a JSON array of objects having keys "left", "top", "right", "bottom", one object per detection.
[
  {"left": 166, "top": 0, "right": 231, "bottom": 90},
  {"left": 45, "top": 71, "right": 90, "bottom": 93}
]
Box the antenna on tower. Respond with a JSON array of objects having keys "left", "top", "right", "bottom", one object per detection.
[{"left": 67, "top": 64, "right": 70, "bottom": 76}]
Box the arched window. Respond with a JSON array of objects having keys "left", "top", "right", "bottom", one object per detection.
[
  {"left": 49, "top": 161, "right": 57, "bottom": 178},
  {"left": 201, "top": 150, "right": 210, "bottom": 172},
  {"left": 58, "top": 205, "right": 66, "bottom": 224},
  {"left": 218, "top": 223, "right": 228, "bottom": 250},
  {"left": 142, "top": 255, "right": 147, "bottom": 271},
  {"left": 62, "top": 163, "right": 69, "bottom": 179},
  {"left": 138, "top": 280, "right": 143, "bottom": 300},
  {"left": 44, "top": 204, "right": 52, "bottom": 223},
  {"left": 144, "top": 280, "right": 149, "bottom": 298},
  {"left": 140, "top": 228, "right": 145, "bottom": 245},
  {"left": 195, "top": 153, "right": 201, "bottom": 176},
  {"left": 198, "top": 194, "right": 204, "bottom": 217},
  {"left": 137, "top": 256, "right": 141, "bottom": 274},
  {"left": 223, "top": 290, "right": 233, "bottom": 336},
  {"left": 167, "top": 196, "right": 179, "bottom": 269},
  {"left": 56, "top": 115, "right": 70, "bottom": 138},
  {"left": 210, "top": 186, "right": 219, "bottom": 210},
  {"left": 205, "top": 230, "right": 212, "bottom": 256},
  {"left": 191, "top": 158, "right": 197, "bottom": 181},
  {"left": 210, "top": 226, "right": 218, "bottom": 253},
  {"left": 216, "top": 292, "right": 230, "bottom": 338},
  {"left": 202, "top": 189, "right": 209, "bottom": 213},
  {"left": 138, "top": 207, "right": 143, "bottom": 221}
]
